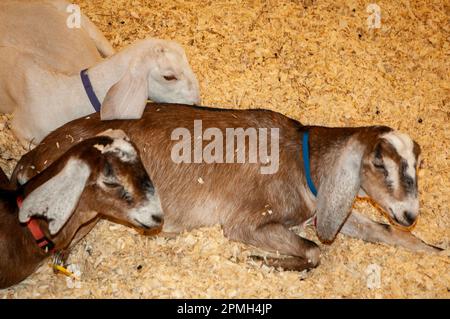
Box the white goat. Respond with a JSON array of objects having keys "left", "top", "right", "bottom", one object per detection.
[{"left": 0, "top": 0, "right": 200, "bottom": 146}]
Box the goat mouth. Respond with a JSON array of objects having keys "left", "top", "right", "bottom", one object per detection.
[
  {"left": 133, "top": 218, "right": 163, "bottom": 236},
  {"left": 355, "top": 197, "right": 417, "bottom": 231},
  {"left": 388, "top": 209, "right": 416, "bottom": 230},
  {"left": 392, "top": 213, "right": 406, "bottom": 226},
  {"left": 134, "top": 219, "right": 153, "bottom": 230}
]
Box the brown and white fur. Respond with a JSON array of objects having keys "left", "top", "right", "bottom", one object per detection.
[
  {"left": 12, "top": 104, "right": 442, "bottom": 272},
  {"left": 0, "top": 130, "right": 163, "bottom": 288},
  {"left": 0, "top": 0, "right": 200, "bottom": 146}
]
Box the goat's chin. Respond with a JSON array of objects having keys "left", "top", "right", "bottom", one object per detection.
[
  {"left": 386, "top": 213, "right": 417, "bottom": 231},
  {"left": 135, "top": 224, "right": 163, "bottom": 236},
  {"left": 359, "top": 197, "right": 417, "bottom": 232}
]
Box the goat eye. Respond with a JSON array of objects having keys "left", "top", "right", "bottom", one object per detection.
[
  {"left": 163, "top": 75, "right": 178, "bottom": 81},
  {"left": 103, "top": 181, "right": 121, "bottom": 188},
  {"left": 372, "top": 160, "right": 387, "bottom": 177},
  {"left": 373, "top": 162, "right": 385, "bottom": 170}
]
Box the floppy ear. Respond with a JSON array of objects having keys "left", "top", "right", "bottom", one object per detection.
[
  {"left": 19, "top": 159, "right": 91, "bottom": 235},
  {"left": 315, "top": 140, "right": 364, "bottom": 243},
  {"left": 100, "top": 66, "right": 149, "bottom": 121}
]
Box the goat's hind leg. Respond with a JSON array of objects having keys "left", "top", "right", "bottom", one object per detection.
[
  {"left": 341, "top": 211, "right": 442, "bottom": 253},
  {"left": 226, "top": 222, "right": 321, "bottom": 271}
]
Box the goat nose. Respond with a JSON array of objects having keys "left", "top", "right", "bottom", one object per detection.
[
  {"left": 404, "top": 211, "right": 416, "bottom": 225},
  {"left": 152, "top": 214, "right": 163, "bottom": 224}
]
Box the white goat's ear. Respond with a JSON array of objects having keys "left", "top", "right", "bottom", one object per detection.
[
  {"left": 315, "top": 140, "right": 364, "bottom": 243},
  {"left": 19, "top": 159, "right": 91, "bottom": 235},
  {"left": 100, "top": 67, "right": 148, "bottom": 121}
]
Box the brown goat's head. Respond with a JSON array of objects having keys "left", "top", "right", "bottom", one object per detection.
[
  {"left": 19, "top": 130, "right": 163, "bottom": 235},
  {"left": 360, "top": 131, "right": 421, "bottom": 228}
]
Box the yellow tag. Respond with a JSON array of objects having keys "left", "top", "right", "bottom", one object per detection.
[{"left": 51, "top": 264, "right": 78, "bottom": 280}]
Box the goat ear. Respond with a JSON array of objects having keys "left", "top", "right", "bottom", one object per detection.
[
  {"left": 19, "top": 159, "right": 91, "bottom": 235},
  {"left": 100, "top": 67, "right": 148, "bottom": 121},
  {"left": 315, "top": 140, "right": 364, "bottom": 243}
]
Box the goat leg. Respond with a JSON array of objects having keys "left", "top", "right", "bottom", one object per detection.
[
  {"left": 249, "top": 255, "right": 317, "bottom": 272},
  {"left": 225, "top": 222, "right": 321, "bottom": 271},
  {"left": 69, "top": 218, "right": 100, "bottom": 249},
  {"left": 49, "top": 218, "right": 100, "bottom": 272},
  {"left": 341, "top": 210, "right": 443, "bottom": 253}
]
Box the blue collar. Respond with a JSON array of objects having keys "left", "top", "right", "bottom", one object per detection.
[
  {"left": 80, "top": 69, "right": 101, "bottom": 112},
  {"left": 302, "top": 131, "right": 318, "bottom": 196}
]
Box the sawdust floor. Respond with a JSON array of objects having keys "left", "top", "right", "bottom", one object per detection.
[{"left": 0, "top": 0, "right": 449, "bottom": 298}]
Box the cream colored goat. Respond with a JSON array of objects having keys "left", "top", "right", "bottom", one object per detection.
[{"left": 0, "top": 0, "right": 200, "bottom": 146}]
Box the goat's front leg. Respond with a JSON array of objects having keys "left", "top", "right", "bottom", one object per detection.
[
  {"left": 341, "top": 211, "right": 443, "bottom": 253},
  {"left": 69, "top": 218, "right": 99, "bottom": 249},
  {"left": 225, "top": 222, "right": 321, "bottom": 271},
  {"left": 50, "top": 218, "right": 100, "bottom": 270}
]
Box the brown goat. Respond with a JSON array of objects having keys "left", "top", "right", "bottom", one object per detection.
[
  {"left": 12, "top": 104, "right": 442, "bottom": 271},
  {"left": 1, "top": 131, "right": 163, "bottom": 288}
]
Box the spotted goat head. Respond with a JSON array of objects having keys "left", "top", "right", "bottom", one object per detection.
[
  {"left": 18, "top": 130, "right": 163, "bottom": 235},
  {"left": 360, "top": 131, "right": 421, "bottom": 228}
]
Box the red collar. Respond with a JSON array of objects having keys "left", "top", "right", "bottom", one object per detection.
[{"left": 16, "top": 195, "right": 55, "bottom": 253}]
